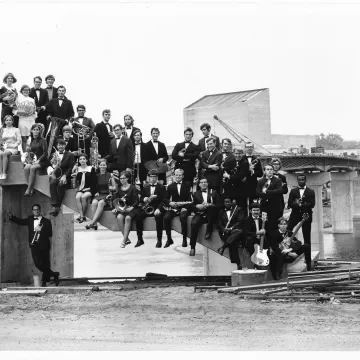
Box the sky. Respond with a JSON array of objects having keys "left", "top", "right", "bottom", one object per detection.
[{"left": 2, "top": 0, "right": 360, "bottom": 145}]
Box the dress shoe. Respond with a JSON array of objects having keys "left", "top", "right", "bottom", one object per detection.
[
  {"left": 189, "top": 249, "right": 195, "bottom": 256},
  {"left": 205, "top": 232, "right": 212, "bottom": 240},
  {"left": 53, "top": 272, "right": 60, "bottom": 286},
  {"left": 155, "top": 240, "right": 162, "bottom": 248},
  {"left": 135, "top": 239, "right": 144, "bottom": 248},
  {"left": 41, "top": 281, "right": 47, "bottom": 287},
  {"left": 125, "top": 239, "right": 131, "bottom": 245},
  {"left": 237, "top": 264, "right": 243, "bottom": 270},
  {"left": 182, "top": 239, "right": 187, "bottom": 247},
  {"left": 217, "top": 247, "right": 224, "bottom": 256},
  {"left": 164, "top": 239, "right": 174, "bottom": 248}
]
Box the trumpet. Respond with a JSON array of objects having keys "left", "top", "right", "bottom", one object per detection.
[
  {"left": 31, "top": 224, "right": 43, "bottom": 246},
  {"left": 112, "top": 195, "right": 128, "bottom": 214},
  {"left": 251, "top": 156, "right": 260, "bottom": 166}
]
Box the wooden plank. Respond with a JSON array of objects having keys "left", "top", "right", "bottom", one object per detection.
[
  {"left": 5, "top": 286, "right": 103, "bottom": 294},
  {"left": 289, "top": 268, "right": 360, "bottom": 277},
  {"left": 0, "top": 289, "right": 47, "bottom": 296}
]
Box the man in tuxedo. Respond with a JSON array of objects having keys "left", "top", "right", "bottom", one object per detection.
[
  {"left": 172, "top": 127, "right": 200, "bottom": 185},
  {"left": 29, "top": 76, "right": 49, "bottom": 127},
  {"left": 256, "top": 164, "right": 283, "bottom": 230},
  {"left": 163, "top": 168, "right": 192, "bottom": 248},
  {"left": 45, "top": 74, "right": 58, "bottom": 101},
  {"left": 267, "top": 217, "right": 311, "bottom": 279},
  {"left": 200, "top": 137, "right": 223, "bottom": 193},
  {"left": 223, "top": 148, "right": 249, "bottom": 211},
  {"left": 123, "top": 114, "right": 140, "bottom": 144},
  {"left": 217, "top": 196, "right": 246, "bottom": 270},
  {"left": 71, "top": 104, "right": 96, "bottom": 138},
  {"left": 198, "top": 122, "right": 220, "bottom": 152},
  {"left": 133, "top": 129, "right": 148, "bottom": 187},
  {"left": 287, "top": 174, "right": 315, "bottom": 254},
  {"left": 48, "top": 139, "right": 76, "bottom": 216},
  {"left": 56, "top": 125, "right": 77, "bottom": 153},
  {"left": 220, "top": 138, "right": 236, "bottom": 184},
  {"left": 271, "top": 157, "right": 288, "bottom": 213},
  {"left": 243, "top": 142, "right": 263, "bottom": 208},
  {"left": 105, "top": 124, "right": 133, "bottom": 174},
  {"left": 135, "top": 170, "right": 166, "bottom": 248},
  {"left": 45, "top": 85, "right": 74, "bottom": 142},
  {"left": 93, "top": 109, "right": 114, "bottom": 157},
  {"left": 9, "top": 204, "right": 60, "bottom": 287},
  {"left": 189, "top": 177, "right": 220, "bottom": 256},
  {"left": 145, "top": 127, "right": 169, "bottom": 184}
]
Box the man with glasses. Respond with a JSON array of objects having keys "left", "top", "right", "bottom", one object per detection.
[
  {"left": 29, "top": 76, "right": 49, "bottom": 127},
  {"left": 94, "top": 109, "right": 115, "bottom": 157},
  {"left": 45, "top": 74, "right": 58, "bottom": 101},
  {"left": 71, "top": 105, "right": 96, "bottom": 139},
  {"left": 105, "top": 123, "right": 133, "bottom": 175},
  {"left": 9, "top": 204, "right": 60, "bottom": 287}
]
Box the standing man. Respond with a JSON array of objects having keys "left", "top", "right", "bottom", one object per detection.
[
  {"left": 244, "top": 142, "right": 263, "bottom": 208},
  {"left": 93, "top": 109, "right": 114, "bottom": 157},
  {"left": 172, "top": 127, "right": 200, "bottom": 185},
  {"left": 256, "top": 164, "right": 283, "bottom": 230},
  {"left": 145, "top": 127, "right": 169, "bottom": 184},
  {"left": 29, "top": 76, "right": 49, "bottom": 127},
  {"left": 135, "top": 170, "right": 166, "bottom": 248},
  {"left": 133, "top": 129, "right": 148, "bottom": 187},
  {"left": 189, "top": 177, "right": 220, "bottom": 255},
  {"left": 287, "top": 174, "right": 315, "bottom": 255},
  {"left": 123, "top": 114, "right": 140, "bottom": 144},
  {"left": 48, "top": 139, "right": 75, "bottom": 216},
  {"left": 200, "top": 137, "right": 223, "bottom": 193},
  {"left": 198, "top": 122, "right": 220, "bottom": 152},
  {"left": 71, "top": 105, "right": 96, "bottom": 138},
  {"left": 45, "top": 74, "right": 58, "bottom": 101},
  {"left": 271, "top": 157, "right": 288, "bottom": 213},
  {"left": 9, "top": 204, "right": 60, "bottom": 287},
  {"left": 105, "top": 124, "right": 133, "bottom": 174},
  {"left": 163, "top": 168, "right": 192, "bottom": 248}
]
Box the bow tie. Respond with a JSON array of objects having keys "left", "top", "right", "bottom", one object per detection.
[
  {"left": 58, "top": 98, "right": 64, "bottom": 101},
  {"left": 205, "top": 136, "right": 209, "bottom": 138},
  {"left": 185, "top": 141, "right": 190, "bottom": 144},
  {"left": 105, "top": 123, "right": 110, "bottom": 126},
  {"left": 35, "top": 89, "right": 40, "bottom": 91},
  {"left": 299, "top": 187, "right": 305, "bottom": 189},
  {"left": 34, "top": 217, "right": 39, "bottom": 220},
  {"left": 47, "top": 87, "right": 53, "bottom": 89},
  {"left": 152, "top": 140, "right": 158, "bottom": 143},
  {"left": 253, "top": 217, "right": 259, "bottom": 220},
  {"left": 150, "top": 185, "right": 156, "bottom": 187},
  {"left": 135, "top": 142, "right": 141, "bottom": 145},
  {"left": 201, "top": 190, "right": 207, "bottom": 193},
  {"left": 78, "top": 116, "right": 84, "bottom": 119},
  {"left": 177, "top": 182, "right": 182, "bottom": 185},
  {"left": 126, "top": 127, "right": 131, "bottom": 130},
  {"left": 116, "top": 137, "right": 121, "bottom": 139},
  {"left": 59, "top": 152, "right": 64, "bottom": 154}
]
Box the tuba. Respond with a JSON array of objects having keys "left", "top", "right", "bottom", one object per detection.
[
  {"left": 1, "top": 88, "right": 17, "bottom": 107},
  {"left": 47, "top": 117, "right": 66, "bottom": 158}
]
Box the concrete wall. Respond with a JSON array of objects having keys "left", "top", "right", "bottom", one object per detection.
[{"left": 270, "top": 134, "right": 316, "bottom": 150}]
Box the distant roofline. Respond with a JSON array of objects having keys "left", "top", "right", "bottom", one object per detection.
[{"left": 184, "top": 88, "right": 269, "bottom": 109}]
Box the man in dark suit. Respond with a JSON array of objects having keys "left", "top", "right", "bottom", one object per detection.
[
  {"left": 223, "top": 148, "right": 249, "bottom": 211},
  {"left": 45, "top": 85, "right": 74, "bottom": 141},
  {"left": 220, "top": 138, "right": 237, "bottom": 184},
  {"left": 105, "top": 124, "right": 133, "bottom": 174},
  {"left": 29, "top": 76, "right": 49, "bottom": 127},
  {"left": 200, "top": 137, "right": 223, "bottom": 193},
  {"left": 45, "top": 74, "right": 58, "bottom": 101},
  {"left": 243, "top": 142, "right": 263, "bottom": 208},
  {"left": 56, "top": 125, "right": 78, "bottom": 153},
  {"left": 93, "top": 109, "right": 114, "bottom": 158},
  {"left": 123, "top": 114, "right": 140, "bottom": 145},
  {"left": 163, "top": 168, "right": 193, "bottom": 248},
  {"left": 133, "top": 129, "right": 148, "bottom": 187},
  {"left": 271, "top": 157, "right": 288, "bottom": 213},
  {"left": 287, "top": 174, "right": 315, "bottom": 254},
  {"left": 172, "top": 127, "right": 200, "bottom": 185},
  {"left": 48, "top": 139, "right": 76, "bottom": 216},
  {"left": 189, "top": 177, "right": 220, "bottom": 256},
  {"left": 198, "top": 122, "right": 220, "bottom": 152},
  {"left": 135, "top": 170, "right": 166, "bottom": 248},
  {"left": 217, "top": 196, "right": 246, "bottom": 269},
  {"left": 256, "top": 164, "right": 284, "bottom": 230},
  {"left": 144, "top": 127, "right": 169, "bottom": 184},
  {"left": 9, "top": 204, "right": 59, "bottom": 287},
  {"left": 71, "top": 104, "right": 96, "bottom": 138}
]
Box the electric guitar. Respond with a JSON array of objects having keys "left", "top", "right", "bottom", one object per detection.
[
  {"left": 251, "top": 212, "right": 269, "bottom": 266},
  {"left": 279, "top": 213, "right": 309, "bottom": 252}
]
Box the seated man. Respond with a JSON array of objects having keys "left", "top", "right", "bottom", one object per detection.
[
  {"left": 163, "top": 168, "right": 192, "bottom": 248},
  {"left": 135, "top": 170, "right": 166, "bottom": 248},
  {"left": 189, "top": 177, "right": 220, "bottom": 256},
  {"left": 48, "top": 139, "right": 75, "bottom": 216},
  {"left": 242, "top": 202, "right": 271, "bottom": 263},
  {"left": 267, "top": 217, "right": 311, "bottom": 280},
  {"left": 217, "top": 196, "right": 246, "bottom": 269}
]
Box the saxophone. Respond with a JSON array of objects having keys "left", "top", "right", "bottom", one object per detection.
[{"left": 163, "top": 201, "right": 192, "bottom": 215}]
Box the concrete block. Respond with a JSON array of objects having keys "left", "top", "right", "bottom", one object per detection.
[{"left": 231, "top": 269, "right": 268, "bottom": 287}]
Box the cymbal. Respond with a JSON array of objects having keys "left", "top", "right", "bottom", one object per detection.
[{"left": 144, "top": 160, "right": 169, "bottom": 174}]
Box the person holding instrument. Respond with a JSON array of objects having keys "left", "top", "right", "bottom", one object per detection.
[{"left": 8, "top": 204, "right": 59, "bottom": 287}]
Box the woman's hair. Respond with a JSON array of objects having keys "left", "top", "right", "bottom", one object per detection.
[
  {"left": 29, "top": 123, "right": 44, "bottom": 140},
  {"left": 78, "top": 153, "right": 89, "bottom": 162},
  {"left": 120, "top": 170, "right": 132, "bottom": 182},
  {"left": 99, "top": 158, "right": 108, "bottom": 166},
  {"left": 20, "top": 85, "right": 30, "bottom": 93},
  {"left": 3, "top": 115, "right": 14, "bottom": 127}
]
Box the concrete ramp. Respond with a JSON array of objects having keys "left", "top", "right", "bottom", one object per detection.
[{"left": 1, "top": 159, "right": 231, "bottom": 260}]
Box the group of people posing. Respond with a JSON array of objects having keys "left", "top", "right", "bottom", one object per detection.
[{"left": 1, "top": 71, "right": 316, "bottom": 283}]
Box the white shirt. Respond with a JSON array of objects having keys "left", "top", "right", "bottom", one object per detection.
[
  {"left": 35, "top": 89, "right": 40, "bottom": 101},
  {"left": 253, "top": 217, "right": 260, "bottom": 232},
  {"left": 125, "top": 127, "right": 132, "bottom": 138},
  {"left": 247, "top": 156, "right": 252, "bottom": 165},
  {"left": 202, "top": 191, "right": 208, "bottom": 203},
  {"left": 226, "top": 210, "right": 231, "bottom": 219},
  {"left": 58, "top": 152, "right": 65, "bottom": 161},
  {"left": 103, "top": 121, "right": 111, "bottom": 133},
  {"left": 58, "top": 98, "right": 64, "bottom": 107},
  {"left": 184, "top": 142, "right": 190, "bottom": 149},
  {"left": 34, "top": 216, "right": 42, "bottom": 229},
  {"left": 299, "top": 186, "right": 306, "bottom": 198},
  {"left": 150, "top": 183, "right": 157, "bottom": 195},
  {"left": 152, "top": 140, "right": 159, "bottom": 154},
  {"left": 116, "top": 136, "right": 122, "bottom": 147},
  {"left": 177, "top": 182, "right": 182, "bottom": 195},
  {"left": 135, "top": 144, "right": 141, "bottom": 163}
]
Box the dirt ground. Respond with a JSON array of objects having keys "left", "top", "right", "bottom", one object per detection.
[{"left": 1, "top": 286, "right": 360, "bottom": 351}]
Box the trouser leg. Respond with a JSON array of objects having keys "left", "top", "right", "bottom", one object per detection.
[
  {"left": 190, "top": 215, "right": 203, "bottom": 249},
  {"left": 179, "top": 210, "right": 189, "bottom": 238},
  {"left": 163, "top": 211, "right": 176, "bottom": 237},
  {"left": 31, "top": 247, "right": 53, "bottom": 282},
  {"left": 155, "top": 211, "right": 165, "bottom": 239}
]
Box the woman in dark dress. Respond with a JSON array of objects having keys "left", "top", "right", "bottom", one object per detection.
[
  {"left": 112, "top": 170, "right": 140, "bottom": 248},
  {"left": 74, "top": 154, "right": 97, "bottom": 223},
  {"left": 271, "top": 157, "right": 288, "bottom": 214},
  {"left": 0, "top": 73, "right": 18, "bottom": 124},
  {"left": 23, "top": 123, "right": 47, "bottom": 196},
  {"left": 86, "top": 159, "right": 116, "bottom": 230}
]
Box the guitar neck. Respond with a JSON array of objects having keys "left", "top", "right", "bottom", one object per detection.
[
  {"left": 259, "top": 220, "right": 266, "bottom": 251},
  {"left": 289, "top": 220, "right": 305, "bottom": 241}
]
